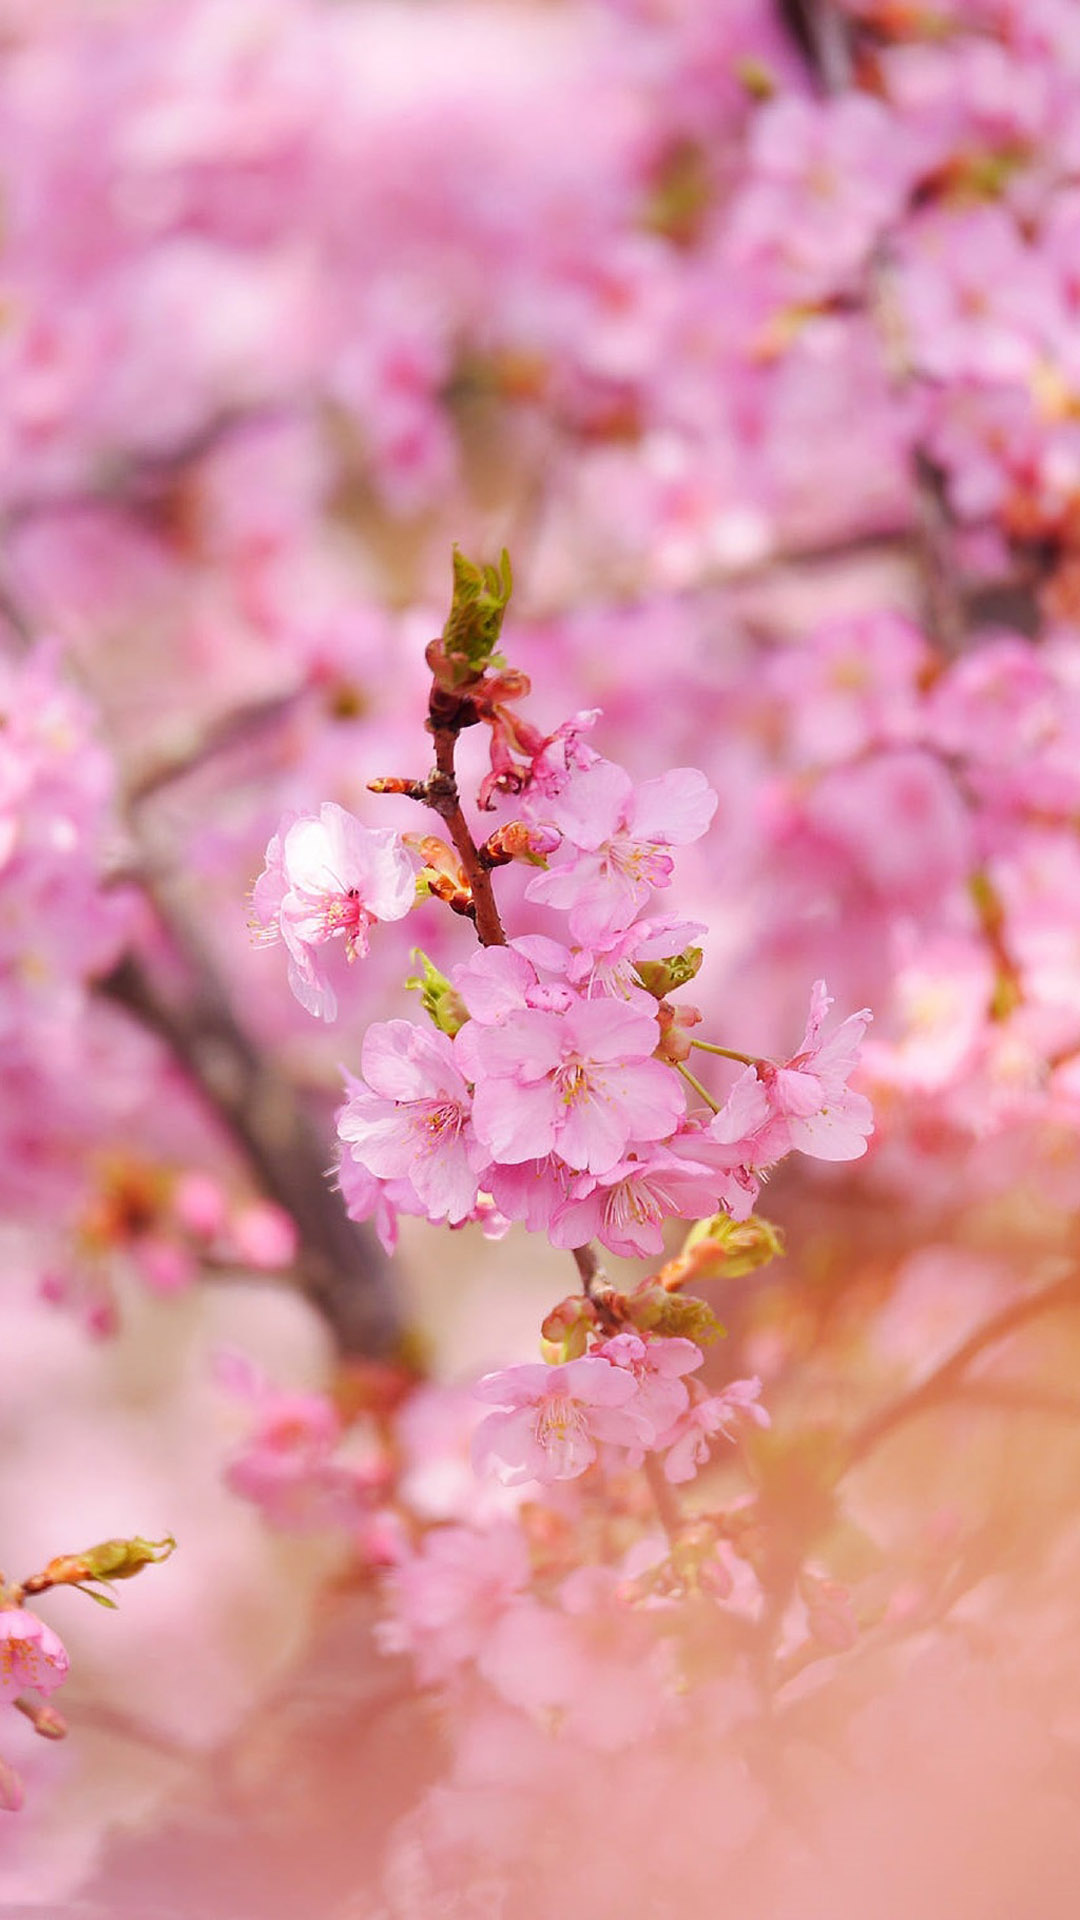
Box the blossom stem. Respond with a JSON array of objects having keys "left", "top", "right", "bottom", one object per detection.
[
  {"left": 675, "top": 1061, "right": 721, "bottom": 1114},
  {"left": 691, "top": 1040, "right": 759, "bottom": 1067},
  {"left": 571, "top": 1242, "right": 624, "bottom": 1333}
]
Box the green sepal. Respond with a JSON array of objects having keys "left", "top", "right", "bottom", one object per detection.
[
  {"left": 405, "top": 949, "right": 468, "bottom": 1036},
  {"left": 626, "top": 1284, "right": 724, "bottom": 1345},
  {"left": 681, "top": 1211, "right": 785, "bottom": 1280},
  {"left": 634, "top": 948, "right": 703, "bottom": 999}
]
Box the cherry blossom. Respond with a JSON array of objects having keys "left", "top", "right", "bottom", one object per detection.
[
  {"left": 251, "top": 803, "right": 415, "bottom": 1020},
  {"left": 471, "top": 1356, "right": 644, "bottom": 1485},
  {"left": 661, "top": 1377, "right": 770, "bottom": 1485},
  {"left": 464, "top": 995, "right": 685, "bottom": 1177},
  {"left": 0, "top": 1611, "right": 69, "bottom": 1704},
  {"left": 549, "top": 1148, "right": 721, "bottom": 1257},
  {"left": 524, "top": 759, "right": 717, "bottom": 942},
  {"left": 337, "top": 1021, "right": 487, "bottom": 1226}
]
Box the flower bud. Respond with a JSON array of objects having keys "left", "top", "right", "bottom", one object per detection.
[
  {"left": 478, "top": 821, "right": 559, "bottom": 869},
  {"left": 654, "top": 999, "right": 703, "bottom": 1063},
  {"left": 658, "top": 1212, "right": 785, "bottom": 1290},
  {"left": 14, "top": 1696, "right": 67, "bottom": 1740},
  {"left": 539, "top": 1294, "right": 597, "bottom": 1364},
  {"left": 625, "top": 1284, "right": 723, "bottom": 1345},
  {"left": 433, "top": 546, "right": 514, "bottom": 687},
  {"left": 634, "top": 947, "right": 704, "bottom": 999},
  {"left": 0, "top": 1757, "right": 24, "bottom": 1812},
  {"left": 25, "top": 1535, "right": 175, "bottom": 1596}
]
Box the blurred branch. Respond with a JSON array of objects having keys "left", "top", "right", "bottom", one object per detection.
[
  {"left": 1, "top": 404, "right": 291, "bottom": 535},
  {"left": 124, "top": 687, "right": 310, "bottom": 808},
  {"left": 843, "top": 1269, "right": 1080, "bottom": 1470},
  {"left": 101, "top": 926, "right": 404, "bottom": 1361},
  {"left": 0, "top": 552, "right": 404, "bottom": 1357},
  {"left": 774, "top": 0, "right": 971, "bottom": 657}
]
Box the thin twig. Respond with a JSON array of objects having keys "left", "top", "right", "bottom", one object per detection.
[{"left": 676, "top": 1060, "right": 721, "bottom": 1113}]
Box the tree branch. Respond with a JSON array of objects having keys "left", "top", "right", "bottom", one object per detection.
[
  {"left": 426, "top": 701, "right": 507, "bottom": 948},
  {"left": 101, "top": 929, "right": 404, "bottom": 1361},
  {"left": 843, "top": 1269, "right": 1080, "bottom": 1470}
]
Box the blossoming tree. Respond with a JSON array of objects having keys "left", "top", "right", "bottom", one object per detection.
[{"left": 3, "top": 0, "right": 1080, "bottom": 1914}]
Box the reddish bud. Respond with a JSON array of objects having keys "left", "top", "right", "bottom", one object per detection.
[
  {"left": 478, "top": 821, "right": 559, "bottom": 869},
  {"left": 540, "top": 1294, "right": 598, "bottom": 1364},
  {"left": 368, "top": 776, "right": 426, "bottom": 799},
  {"left": 655, "top": 999, "right": 703, "bottom": 1063},
  {"left": 14, "top": 1695, "right": 67, "bottom": 1740}
]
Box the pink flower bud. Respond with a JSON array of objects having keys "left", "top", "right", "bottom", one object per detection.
[{"left": 229, "top": 1202, "right": 299, "bottom": 1270}]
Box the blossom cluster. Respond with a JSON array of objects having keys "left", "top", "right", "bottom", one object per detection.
[{"left": 252, "top": 711, "right": 871, "bottom": 1278}]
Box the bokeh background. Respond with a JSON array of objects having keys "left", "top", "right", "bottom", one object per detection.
[{"left": 4, "top": 1, "right": 1080, "bottom": 1914}]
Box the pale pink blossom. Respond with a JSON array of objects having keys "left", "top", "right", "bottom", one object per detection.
[
  {"left": 549, "top": 1147, "right": 721, "bottom": 1257},
  {"left": 476, "top": 1590, "right": 672, "bottom": 1751},
  {"left": 383, "top": 1523, "right": 530, "bottom": 1686},
  {"left": 464, "top": 995, "right": 684, "bottom": 1177},
  {"left": 662, "top": 1377, "right": 769, "bottom": 1484},
  {"left": 472, "top": 1355, "right": 643, "bottom": 1485},
  {"left": 251, "top": 802, "right": 415, "bottom": 1020},
  {"left": 337, "top": 1021, "right": 487, "bottom": 1226},
  {"left": 0, "top": 1610, "right": 69, "bottom": 1704},
  {"left": 676, "top": 983, "right": 873, "bottom": 1212},
  {"left": 755, "top": 979, "right": 874, "bottom": 1163},
  {"left": 593, "top": 1332, "right": 704, "bottom": 1441},
  {"left": 524, "top": 758, "right": 717, "bottom": 942},
  {"left": 216, "top": 1353, "right": 386, "bottom": 1532}
]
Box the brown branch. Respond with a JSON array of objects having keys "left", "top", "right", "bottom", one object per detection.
[
  {"left": 101, "top": 930, "right": 404, "bottom": 1361},
  {"left": 426, "top": 709, "right": 507, "bottom": 948},
  {"left": 843, "top": 1269, "right": 1080, "bottom": 1470},
  {"left": 642, "top": 1453, "right": 684, "bottom": 1545},
  {"left": 125, "top": 687, "right": 310, "bottom": 807},
  {"left": 571, "top": 1242, "right": 625, "bottom": 1334},
  {"left": 774, "top": 0, "right": 971, "bottom": 660}
]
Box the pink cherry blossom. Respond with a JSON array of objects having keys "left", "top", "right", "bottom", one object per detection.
[
  {"left": 383, "top": 1523, "right": 531, "bottom": 1686},
  {"left": 524, "top": 758, "right": 717, "bottom": 942},
  {"left": 0, "top": 1610, "right": 69, "bottom": 1704},
  {"left": 251, "top": 802, "right": 415, "bottom": 1020},
  {"left": 465, "top": 995, "right": 685, "bottom": 1177},
  {"left": 593, "top": 1332, "right": 704, "bottom": 1441},
  {"left": 472, "top": 1356, "right": 643, "bottom": 1485},
  {"left": 756, "top": 979, "right": 874, "bottom": 1163},
  {"left": 549, "top": 1147, "right": 721, "bottom": 1257},
  {"left": 337, "top": 1021, "right": 487, "bottom": 1226},
  {"left": 217, "top": 1353, "right": 386, "bottom": 1532},
  {"left": 673, "top": 983, "right": 872, "bottom": 1216},
  {"left": 661, "top": 1377, "right": 769, "bottom": 1485}
]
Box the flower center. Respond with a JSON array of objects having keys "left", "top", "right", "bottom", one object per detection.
[
  {"left": 418, "top": 1099, "right": 464, "bottom": 1150},
  {"left": 557, "top": 1060, "right": 590, "bottom": 1107},
  {"left": 536, "top": 1394, "right": 586, "bottom": 1450},
  {"left": 604, "top": 1177, "right": 661, "bottom": 1232}
]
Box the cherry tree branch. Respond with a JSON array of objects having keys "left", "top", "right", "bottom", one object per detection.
[
  {"left": 842, "top": 1268, "right": 1080, "bottom": 1470},
  {"left": 426, "top": 705, "right": 507, "bottom": 948},
  {"left": 102, "top": 927, "right": 404, "bottom": 1361}
]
